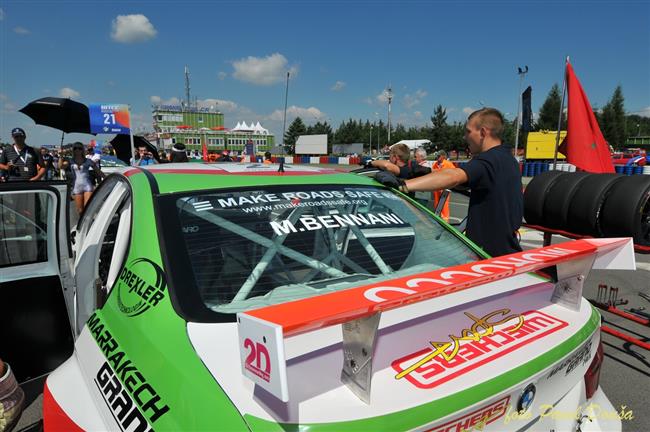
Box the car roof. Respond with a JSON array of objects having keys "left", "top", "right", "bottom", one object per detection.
[{"left": 118, "top": 162, "right": 375, "bottom": 194}]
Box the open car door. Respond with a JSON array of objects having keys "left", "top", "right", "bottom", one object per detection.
[{"left": 0, "top": 181, "right": 75, "bottom": 405}]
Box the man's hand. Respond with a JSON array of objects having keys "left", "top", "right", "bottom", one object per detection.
[
  {"left": 375, "top": 171, "right": 405, "bottom": 190},
  {"left": 360, "top": 158, "right": 374, "bottom": 168}
]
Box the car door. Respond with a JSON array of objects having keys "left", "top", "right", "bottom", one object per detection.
[
  {"left": 72, "top": 176, "right": 131, "bottom": 333},
  {"left": 0, "top": 181, "right": 75, "bottom": 403}
]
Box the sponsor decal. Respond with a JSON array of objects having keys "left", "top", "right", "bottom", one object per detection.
[
  {"left": 392, "top": 310, "right": 568, "bottom": 389},
  {"left": 395, "top": 309, "right": 524, "bottom": 380},
  {"left": 87, "top": 313, "right": 170, "bottom": 429},
  {"left": 547, "top": 339, "right": 593, "bottom": 379},
  {"left": 116, "top": 258, "right": 166, "bottom": 317},
  {"left": 517, "top": 384, "right": 536, "bottom": 413},
  {"left": 425, "top": 396, "right": 510, "bottom": 432},
  {"left": 362, "top": 247, "right": 575, "bottom": 305},
  {"left": 270, "top": 211, "right": 405, "bottom": 236},
  {"left": 243, "top": 337, "right": 271, "bottom": 382}
]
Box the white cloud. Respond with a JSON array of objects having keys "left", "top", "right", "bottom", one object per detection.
[
  {"left": 59, "top": 87, "right": 80, "bottom": 98},
  {"left": 462, "top": 107, "right": 476, "bottom": 116},
  {"left": 376, "top": 90, "right": 389, "bottom": 104},
  {"left": 362, "top": 97, "right": 374, "bottom": 105},
  {"left": 110, "top": 14, "right": 157, "bottom": 43},
  {"left": 0, "top": 8, "right": 4, "bottom": 20},
  {"left": 403, "top": 89, "right": 427, "bottom": 109},
  {"left": 331, "top": 81, "right": 346, "bottom": 91},
  {"left": 232, "top": 53, "right": 298, "bottom": 85},
  {"left": 217, "top": 71, "right": 227, "bottom": 81},
  {"left": 638, "top": 106, "right": 650, "bottom": 118},
  {"left": 150, "top": 96, "right": 181, "bottom": 105},
  {"left": 267, "top": 105, "right": 325, "bottom": 122},
  {"left": 14, "top": 26, "right": 30, "bottom": 35},
  {"left": 414, "top": 111, "right": 422, "bottom": 119},
  {"left": 196, "top": 98, "right": 239, "bottom": 113},
  {"left": 0, "top": 93, "right": 17, "bottom": 113}
]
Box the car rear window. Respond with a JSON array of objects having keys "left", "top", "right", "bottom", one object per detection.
[{"left": 162, "top": 185, "right": 480, "bottom": 318}]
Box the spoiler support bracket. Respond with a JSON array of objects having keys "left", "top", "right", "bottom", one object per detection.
[
  {"left": 550, "top": 255, "right": 596, "bottom": 311},
  {"left": 341, "top": 312, "right": 381, "bottom": 404}
]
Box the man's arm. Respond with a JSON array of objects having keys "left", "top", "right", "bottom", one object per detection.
[
  {"left": 30, "top": 152, "right": 46, "bottom": 181},
  {"left": 370, "top": 159, "right": 400, "bottom": 175},
  {"left": 403, "top": 167, "right": 468, "bottom": 192},
  {"left": 31, "top": 165, "right": 46, "bottom": 181}
]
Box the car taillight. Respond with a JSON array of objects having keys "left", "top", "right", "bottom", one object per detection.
[
  {"left": 584, "top": 340, "right": 604, "bottom": 400},
  {"left": 43, "top": 381, "right": 84, "bottom": 431}
]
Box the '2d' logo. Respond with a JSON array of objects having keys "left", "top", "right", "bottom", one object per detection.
[
  {"left": 116, "top": 257, "right": 166, "bottom": 317},
  {"left": 243, "top": 338, "right": 271, "bottom": 382}
]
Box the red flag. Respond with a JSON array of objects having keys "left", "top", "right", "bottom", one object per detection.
[
  {"left": 558, "top": 62, "right": 614, "bottom": 173},
  {"left": 201, "top": 138, "right": 209, "bottom": 161}
]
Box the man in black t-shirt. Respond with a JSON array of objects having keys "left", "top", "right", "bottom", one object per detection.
[
  {"left": 376, "top": 108, "right": 522, "bottom": 257},
  {"left": 0, "top": 128, "right": 46, "bottom": 181}
]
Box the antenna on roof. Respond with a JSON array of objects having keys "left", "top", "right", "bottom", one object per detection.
[{"left": 184, "top": 66, "right": 191, "bottom": 111}]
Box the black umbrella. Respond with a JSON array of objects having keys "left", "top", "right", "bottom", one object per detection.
[
  {"left": 19, "top": 97, "right": 91, "bottom": 134},
  {"left": 109, "top": 134, "right": 160, "bottom": 164}
]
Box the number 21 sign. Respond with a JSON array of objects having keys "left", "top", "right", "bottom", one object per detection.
[{"left": 89, "top": 104, "right": 131, "bottom": 134}]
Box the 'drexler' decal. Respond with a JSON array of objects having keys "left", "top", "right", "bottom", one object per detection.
[
  {"left": 116, "top": 258, "right": 166, "bottom": 317},
  {"left": 392, "top": 310, "right": 568, "bottom": 389}
]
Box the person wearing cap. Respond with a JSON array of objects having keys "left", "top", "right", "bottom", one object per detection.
[
  {"left": 431, "top": 150, "right": 455, "bottom": 222},
  {"left": 0, "top": 128, "right": 46, "bottom": 181},
  {"left": 263, "top": 151, "right": 272, "bottom": 164}
]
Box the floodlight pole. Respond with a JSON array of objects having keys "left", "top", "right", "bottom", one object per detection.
[
  {"left": 514, "top": 65, "right": 528, "bottom": 159},
  {"left": 386, "top": 85, "right": 393, "bottom": 145},
  {"left": 281, "top": 71, "right": 290, "bottom": 155}
]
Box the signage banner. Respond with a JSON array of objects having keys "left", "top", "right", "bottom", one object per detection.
[{"left": 89, "top": 104, "right": 131, "bottom": 134}]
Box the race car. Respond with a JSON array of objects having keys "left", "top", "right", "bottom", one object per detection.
[{"left": 0, "top": 163, "right": 634, "bottom": 431}]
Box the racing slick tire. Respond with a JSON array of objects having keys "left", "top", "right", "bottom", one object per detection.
[
  {"left": 600, "top": 175, "right": 650, "bottom": 246},
  {"left": 542, "top": 172, "right": 592, "bottom": 229},
  {"left": 567, "top": 173, "right": 623, "bottom": 236},
  {"left": 523, "top": 170, "right": 564, "bottom": 225}
]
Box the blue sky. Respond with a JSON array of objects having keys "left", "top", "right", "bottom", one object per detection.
[{"left": 1, "top": 0, "right": 649, "bottom": 146}]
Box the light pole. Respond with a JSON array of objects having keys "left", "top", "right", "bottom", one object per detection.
[
  {"left": 369, "top": 125, "right": 373, "bottom": 154},
  {"left": 514, "top": 65, "right": 528, "bottom": 159},
  {"left": 386, "top": 85, "right": 393, "bottom": 145},
  {"left": 638, "top": 123, "right": 641, "bottom": 137}
]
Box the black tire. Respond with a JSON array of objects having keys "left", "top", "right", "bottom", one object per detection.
[
  {"left": 523, "top": 171, "right": 564, "bottom": 225},
  {"left": 567, "top": 174, "right": 623, "bottom": 236},
  {"left": 600, "top": 175, "right": 650, "bottom": 246},
  {"left": 543, "top": 172, "right": 592, "bottom": 229}
]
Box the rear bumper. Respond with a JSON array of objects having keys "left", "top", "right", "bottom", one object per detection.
[{"left": 527, "top": 383, "right": 621, "bottom": 432}]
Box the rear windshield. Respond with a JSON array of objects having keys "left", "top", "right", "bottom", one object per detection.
[{"left": 164, "top": 185, "right": 480, "bottom": 317}]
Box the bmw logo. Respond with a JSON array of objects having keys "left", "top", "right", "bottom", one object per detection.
[{"left": 517, "top": 384, "right": 536, "bottom": 413}]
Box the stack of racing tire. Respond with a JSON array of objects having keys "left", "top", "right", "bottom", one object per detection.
[{"left": 524, "top": 171, "right": 650, "bottom": 246}]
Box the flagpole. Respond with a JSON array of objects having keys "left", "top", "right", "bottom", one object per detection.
[{"left": 552, "top": 56, "right": 569, "bottom": 170}]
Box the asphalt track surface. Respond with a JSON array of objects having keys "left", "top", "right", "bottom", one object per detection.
[{"left": 15, "top": 173, "right": 650, "bottom": 432}]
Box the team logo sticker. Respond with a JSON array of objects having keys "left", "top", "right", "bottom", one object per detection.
[{"left": 116, "top": 257, "right": 166, "bottom": 317}]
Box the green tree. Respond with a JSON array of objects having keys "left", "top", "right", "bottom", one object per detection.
[
  {"left": 600, "top": 86, "right": 626, "bottom": 149},
  {"left": 430, "top": 104, "right": 449, "bottom": 149},
  {"left": 536, "top": 83, "right": 565, "bottom": 131},
  {"left": 284, "top": 117, "right": 306, "bottom": 153}
]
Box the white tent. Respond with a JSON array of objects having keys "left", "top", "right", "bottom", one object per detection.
[{"left": 390, "top": 139, "right": 432, "bottom": 150}]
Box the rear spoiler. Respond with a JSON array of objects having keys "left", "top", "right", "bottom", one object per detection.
[{"left": 237, "top": 238, "right": 635, "bottom": 403}]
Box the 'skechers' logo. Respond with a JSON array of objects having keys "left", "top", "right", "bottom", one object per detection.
[
  {"left": 425, "top": 396, "right": 510, "bottom": 432},
  {"left": 116, "top": 258, "right": 166, "bottom": 317},
  {"left": 392, "top": 310, "right": 568, "bottom": 389}
]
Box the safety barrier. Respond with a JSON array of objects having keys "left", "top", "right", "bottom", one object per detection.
[{"left": 522, "top": 161, "right": 648, "bottom": 177}]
